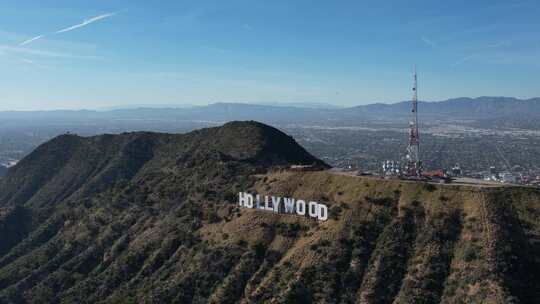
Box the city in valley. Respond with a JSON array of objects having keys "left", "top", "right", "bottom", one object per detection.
[
  {"left": 288, "top": 121, "right": 540, "bottom": 186},
  {"left": 2, "top": 99, "right": 540, "bottom": 187}
]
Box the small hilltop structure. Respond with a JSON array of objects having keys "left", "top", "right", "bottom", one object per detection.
[{"left": 382, "top": 67, "right": 450, "bottom": 183}]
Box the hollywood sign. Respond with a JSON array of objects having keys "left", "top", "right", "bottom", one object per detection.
[{"left": 238, "top": 192, "right": 328, "bottom": 221}]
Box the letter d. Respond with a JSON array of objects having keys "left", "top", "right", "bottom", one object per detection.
[{"left": 317, "top": 204, "right": 328, "bottom": 221}]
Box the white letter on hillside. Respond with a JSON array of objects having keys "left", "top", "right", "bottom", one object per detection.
[
  {"left": 256, "top": 194, "right": 262, "bottom": 209},
  {"left": 317, "top": 204, "right": 328, "bottom": 221},
  {"left": 296, "top": 200, "right": 306, "bottom": 216},
  {"left": 265, "top": 196, "right": 273, "bottom": 211},
  {"left": 272, "top": 196, "right": 282, "bottom": 213},
  {"left": 284, "top": 198, "right": 295, "bottom": 213},
  {"left": 239, "top": 192, "right": 248, "bottom": 207},
  {"left": 308, "top": 202, "right": 318, "bottom": 218},
  {"left": 245, "top": 193, "right": 254, "bottom": 208}
]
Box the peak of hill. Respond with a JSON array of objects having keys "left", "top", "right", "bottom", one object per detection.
[
  {"left": 1, "top": 121, "right": 540, "bottom": 303},
  {"left": 0, "top": 121, "right": 325, "bottom": 207}
]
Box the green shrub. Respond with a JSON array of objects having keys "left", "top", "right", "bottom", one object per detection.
[
  {"left": 329, "top": 205, "right": 343, "bottom": 220},
  {"left": 424, "top": 183, "right": 437, "bottom": 192},
  {"left": 463, "top": 245, "right": 478, "bottom": 262}
]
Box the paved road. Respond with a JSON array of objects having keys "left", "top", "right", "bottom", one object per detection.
[{"left": 326, "top": 169, "right": 521, "bottom": 189}]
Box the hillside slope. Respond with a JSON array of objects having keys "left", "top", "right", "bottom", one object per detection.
[
  {"left": 0, "top": 121, "right": 325, "bottom": 303},
  {"left": 0, "top": 121, "right": 539, "bottom": 303},
  {"left": 246, "top": 172, "right": 540, "bottom": 304}
]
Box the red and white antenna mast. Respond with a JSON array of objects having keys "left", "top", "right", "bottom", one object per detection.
[{"left": 405, "top": 66, "right": 421, "bottom": 177}]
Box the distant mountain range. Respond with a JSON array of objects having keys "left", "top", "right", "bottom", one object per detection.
[
  {"left": 97, "top": 101, "right": 343, "bottom": 110},
  {"left": 1, "top": 97, "right": 540, "bottom": 129},
  {"left": 358, "top": 96, "right": 540, "bottom": 119}
]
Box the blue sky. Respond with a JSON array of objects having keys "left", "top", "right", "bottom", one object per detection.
[{"left": 0, "top": 0, "right": 539, "bottom": 110}]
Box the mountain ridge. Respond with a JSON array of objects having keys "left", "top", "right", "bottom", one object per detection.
[
  {"left": 1, "top": 96, "right": 539, "bottom": 114},
  {"left": 0, "top": 121, "right": 539, "bottom": 303},
  {"left": 2, "top": 96, "right": 540, "bottom": 129}
]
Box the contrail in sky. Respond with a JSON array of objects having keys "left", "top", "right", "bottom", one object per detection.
[
  {"left": 18, "top": 12, "right": 117, "bottom": 46},
  {"left": 19, "top": 35, "right": 45, "bottom": 46},
  {"left": 55, "top": 13, "right": 116, "bottom": 34}
]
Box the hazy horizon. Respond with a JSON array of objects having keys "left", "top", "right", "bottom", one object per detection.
[{"left": 0, "top": 95, "right": 539, "bottom": 112}]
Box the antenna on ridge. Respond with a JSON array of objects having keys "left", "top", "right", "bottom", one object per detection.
[
  {"left": 404, "top": 65, "right": 421, "bottom": 177},
  {"left": 381, "top": 65, "right": 423, "bottom": 179}
]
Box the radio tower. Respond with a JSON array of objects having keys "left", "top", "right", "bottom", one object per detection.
[{"left": 404, "top": 66, "right": 421, "bottom": 177}]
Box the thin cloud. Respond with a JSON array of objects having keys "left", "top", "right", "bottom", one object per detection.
[
  {"left": 421, "top": 36, "right": 437, "bottom": 48},
  {"left": 453, "top": 54, "right": 475, "bottom": 67},
  {"left": 488, "top": 40, "right": 512, "bottom": 48},
  {"left": 20, "top": 58, "right": 34, "bottom": 64},
  {"left": 19, "top": 35, "right": 45, "bottom": 46},
  {"left": 463, "top": 24, "right": 498, "bottom": 35},
  {"left": 17, "top": 12, "right": 117, "bottom": 46},
  {"left": 0, "top": 45, "right": 104, "bottom": 60},
  {"left": 56, "top": 13, "right": 117, "bottom": 34}
]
